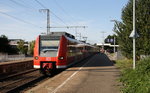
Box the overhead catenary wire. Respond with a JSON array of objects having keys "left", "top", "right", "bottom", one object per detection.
[
  {"left": 10, "top": 0, "right": 78, "bottom": 26},
  {"left": 1, "top": 0, "right": 18, "bottom": 10},
  {"left": 34, "top": 0, "right": 47, "bottom": 9},
  {"left": 0, "top": 11, "right": 43, "bottom": 29},
  {"left": 52, "top": 0, "right": 78, "bottom": 25},
  {"left": 9, "top": 0, "right": 87, "bottom": 35},
  {"left": 9, "top": 0, "right": 49, "bottom": 20},
  {"left": 34, "top": 0, "right": 68, "bottom": 26},
  {"left": 9, "top": 0, "right": 30, "bottom": 9},
  {"left": 7, "top": 0, "right": 66, "bottom": 28},
  {"left": 9, "top": 0, "right": 42, "bottom": 14}
]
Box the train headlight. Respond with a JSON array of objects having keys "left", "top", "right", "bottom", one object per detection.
[
  {"left": 34, "top": 56, "right": 39, "bottom": 60},
  {"left": 58, "top": 56, "right": 64, "bottom": 60}
]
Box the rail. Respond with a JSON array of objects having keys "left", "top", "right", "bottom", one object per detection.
[{"left": 0, "top": 69, "right": 44, "bottom": 93}]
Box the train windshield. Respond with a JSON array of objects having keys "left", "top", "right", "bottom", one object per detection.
[{"left": 40, "top": 36, "right": 60, "bottom": 57}]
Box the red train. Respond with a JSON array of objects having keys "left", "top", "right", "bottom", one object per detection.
[{"left": 34, "top": 32, "right": 97, "bottom": 76}]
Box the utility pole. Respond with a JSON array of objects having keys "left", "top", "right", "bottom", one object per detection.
[
  {"left": 114, "top": 36, "right": 116, "bottom": 53},
  {"left": 39, "top": 9, "right": 50, "bottom": 34},
  {"left": 101, "top": 31, "right": 106, "bottom": 50}
]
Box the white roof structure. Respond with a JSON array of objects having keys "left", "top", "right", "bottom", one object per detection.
[{"left": 97, "top": 43, "right": 119, "bottom": 47}]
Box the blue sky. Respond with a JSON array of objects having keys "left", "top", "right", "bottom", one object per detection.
[{"left": 0, "top": 0, "right": 128, "bottom": 44}]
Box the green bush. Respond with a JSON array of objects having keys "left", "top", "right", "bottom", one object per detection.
[
  {"left": 115, "top": 59, "right": 132, "bottom": 69},
  {"left": 119, "top": 57, "right": 150, "bottom": 93}
]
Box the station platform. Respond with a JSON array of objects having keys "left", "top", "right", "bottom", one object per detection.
[
  {"left": 26, "top": 53, "right": 120, "bottom": 93},
  {"left": 0, "top": 59, "right": 33, "bottom": 78}
]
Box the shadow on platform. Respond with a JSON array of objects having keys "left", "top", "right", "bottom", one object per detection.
[
  {"left": 76, "top": 53, "right": 114, "bottom": 67},
  {"left": 65, "top": 53, "right": 117, "bottom": 72}
]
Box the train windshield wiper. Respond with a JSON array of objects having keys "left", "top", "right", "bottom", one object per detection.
[{"left": 42, "top": 49, "right": 58, "bottom": 53}]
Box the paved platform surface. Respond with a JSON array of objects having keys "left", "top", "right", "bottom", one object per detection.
[{"left": 26, "top": 54, "right": 120, "bottom": 93}]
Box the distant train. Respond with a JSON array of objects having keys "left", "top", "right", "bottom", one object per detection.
[{"left": 33, "top": 32, "right": 98, "bottom": 76}]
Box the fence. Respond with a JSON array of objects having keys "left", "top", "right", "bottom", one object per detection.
[{"left": 0, "top": 53, "right": 26, "bottom": 62}]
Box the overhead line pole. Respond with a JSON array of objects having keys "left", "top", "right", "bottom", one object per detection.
[
  {"left": 47, "top": 9, "right": 50, "bottom": 34},
  {"left": 40, "top": 9, "right": 50, "bottom": 34}
]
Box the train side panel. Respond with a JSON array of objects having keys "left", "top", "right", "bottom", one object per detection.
[
  {"left": 66, "top": 40, "right": 77, "bottom": 66},
  {"left": 34, "top": 36, "right": 40, "bottom": 68},
  {"left": 56, "top": 36, "right": 67, "bottom": 68}
]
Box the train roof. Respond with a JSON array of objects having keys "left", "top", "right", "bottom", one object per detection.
[
  {"left": 41, "top": 32, "right": 75, "bottom": 39},
  {"left": 40, "top": 32, "right": 96, "bottom": 48},
  {"left": 65, "top": 35, "right": 95, "bottom": 48}
]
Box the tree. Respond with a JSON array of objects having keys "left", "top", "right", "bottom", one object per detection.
[
  {"left": 28, "top": 40, "right": 35, "bottom": 55},
  {"left": 0, "top": 35, "right": 10, "bottom": 53},
  {"left": 0, "top": 35, "right": 19, "bottom": 54},
  {"left": 17, "top": 40, "right": 28, "bottom": 54},
  {"left": 114, "top": 0, "right": 150, "bottom": 59}
]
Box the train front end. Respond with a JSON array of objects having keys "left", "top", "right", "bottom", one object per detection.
[{"left": 33, "top": 34, "right": 61, "bottom": 76}]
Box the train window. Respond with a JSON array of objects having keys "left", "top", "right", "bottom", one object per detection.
[
  {"left": 41, "top": 40, "right": 59, "bottom": 47},
  {"left": 40, "top": 40, "right": 60, "bottom": 57}
]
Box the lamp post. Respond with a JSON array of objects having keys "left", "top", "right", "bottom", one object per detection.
[
  {"left": 101, "top": 31, "right": 106, "bottom": 50},
  {"left": 113, "top": 36, "right": 116, "bottom": 53},
  {"left": 133, "top": 0, "right": 136, "bottom": 69},
  {"left": 129, "top": 0, "right": 139, "bottom": 69}
]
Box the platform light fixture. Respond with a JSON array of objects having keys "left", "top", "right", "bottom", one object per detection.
[{"left": 129, "top": 0, "right": 139, "bottom": 69}]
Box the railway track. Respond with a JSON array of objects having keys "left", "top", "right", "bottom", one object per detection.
[
  {"left": 0, "top": 56, "right": 93, "bottom": 93},
  {"left": 0, "top": 69, "right": 37, "bottom": 81},
  {"left": 0, "top": 69, "right": 46, "bottom": 93}
]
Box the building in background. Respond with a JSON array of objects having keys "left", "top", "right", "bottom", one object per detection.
[
  {"left": 9, "top": 39, "right": 28, "bottom": 54},
  {"left": 97, "top": 43, "right": 119, "bottom": 53}
]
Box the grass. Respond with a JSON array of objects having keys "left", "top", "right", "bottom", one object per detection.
[
  {"left": 115, "top": 57, "right": 150, "bottom": 93},
  {"left": 115, "top": 59, "right": 132, "bottom": 69}
]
